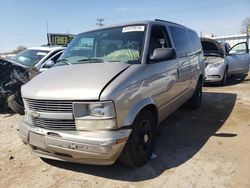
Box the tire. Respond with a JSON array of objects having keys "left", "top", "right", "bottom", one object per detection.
[
  {"left": 220, "top": 67, "right": 228, "bottom": 86},
  {"left": 119, "top": 110, "right": 156, "bottom": 167},
  {"left": 187, "top": 79, "right": 202, "bottom": 109},
  {"left": 7, "top": 94, "right": 25, "bottom": 115}
]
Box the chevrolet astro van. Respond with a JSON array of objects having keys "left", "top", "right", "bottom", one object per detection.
[{"left": 19, "top": 20, "right": 204, "bottom": 167}]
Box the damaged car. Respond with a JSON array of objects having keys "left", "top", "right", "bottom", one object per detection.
[
  {"left": 0, "top": 58, "right": 37, "bottom": 114},
  {"left": 201, "top": 37, "right": 250, "bottom": 85},
  {"left": 0, "top": 46, "right": 64, "bottom": 114},
  {"left": 9, "top": 46, "right": 65, "bottom": 72}
]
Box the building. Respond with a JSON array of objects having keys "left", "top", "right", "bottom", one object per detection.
[{"left": 212, "top": 33, "right": 249, "bottom": 48}]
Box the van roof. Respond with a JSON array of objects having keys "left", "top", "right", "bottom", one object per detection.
[{"left": 78, "top": 19, "right": 194, "bottom": 35}]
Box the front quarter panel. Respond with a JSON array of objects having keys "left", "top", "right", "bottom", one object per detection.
[
  {"left": 100, "top": 64, "right": 170, "bottom": 128},
  {"left": 100, "top": 65, "right": 155, "bottom": 127}
]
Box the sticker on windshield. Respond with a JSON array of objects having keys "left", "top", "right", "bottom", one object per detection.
[
  {"left": 36, "top": 52, "right": 47, "bottom": 56},
  {"left": 122, "top": 26, "right": 145, "bottom": 33}
]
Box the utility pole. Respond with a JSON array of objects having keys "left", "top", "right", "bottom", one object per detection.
[
  {"left": 46, "top": 18, "right": 49, "bottom": 34},
  {"left": 46, "top": 18, "right": 51, "bottom": 46},
  {"left": 96, "top": 18, "right": 104, "bottom": 27},
  {"left": 247, "top": 26, "right": 249, "bottom": 45}
]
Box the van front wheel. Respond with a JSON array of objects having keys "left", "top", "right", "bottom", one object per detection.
[{"left": 119, "top": 110, "right": 156, "bottom": 167}]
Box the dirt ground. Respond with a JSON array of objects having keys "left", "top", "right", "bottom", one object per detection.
[{"left": 0, "top": 75, "right": 250, "bottom": 188}]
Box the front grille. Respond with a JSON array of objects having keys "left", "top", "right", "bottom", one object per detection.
[
  {"left": 31, "top": 117, "right": 76, "bottom": 130},
  {"left": 24, "top": 98, "right": 73, "bottom": 113}
]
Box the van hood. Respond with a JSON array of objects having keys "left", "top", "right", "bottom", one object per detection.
[{"left": 21, "top": 63, "right": 130, "bottom": 100}]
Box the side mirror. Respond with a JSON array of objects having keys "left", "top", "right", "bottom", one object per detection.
[
  {"left": 150, "top": 48, "right": 176, "bottom": 62},
  {"left": 42, "top": 60, "right": 54, "bottom": 69}
]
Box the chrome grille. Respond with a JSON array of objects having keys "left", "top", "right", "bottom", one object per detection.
[
  {"left": 24, "top": 98, "right": 73, "bottom": 113},
  {"left": 31, "top": 117, "right": 76, "bottom": 130}
]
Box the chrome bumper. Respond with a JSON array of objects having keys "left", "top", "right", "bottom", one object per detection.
[{"left": 19, "top": 122, "right": 131, "bottom": 165}]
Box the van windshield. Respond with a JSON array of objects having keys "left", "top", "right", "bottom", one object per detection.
[{"left": 58, "top": 25, "right": 146, "bottom": 65}]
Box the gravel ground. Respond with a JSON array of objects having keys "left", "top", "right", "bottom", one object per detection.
[{"left": 0, "top": 75, "right": 250, "bottom": 188}]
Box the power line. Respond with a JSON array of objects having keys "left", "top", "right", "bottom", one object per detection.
[{"left": 96, "top": 18, "right": 104, "bottom": 27}]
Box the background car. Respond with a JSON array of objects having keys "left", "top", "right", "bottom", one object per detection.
[
  {"left": 9, "top": 46, "right": 65, "bottom": 72},
  {"left": 201, "top": 37, "right": 250, "bottom": 85},
  {"left": 0, "top": 46, "right": 64, "bottom": 114},
  {"left": 0, "top": 57, "right": 31, "bottom": 113}
]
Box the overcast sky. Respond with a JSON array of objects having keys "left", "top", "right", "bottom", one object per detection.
[{"left": 0, "top": 0, "right": 249, "bottom": 52}]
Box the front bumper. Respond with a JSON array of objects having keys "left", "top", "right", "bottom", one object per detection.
[
  {"left": 205, "top": 66, "right": 225, "bottom": 82},
  {"left": 19, "top": 122, "right": 131, "bottom": 165}
]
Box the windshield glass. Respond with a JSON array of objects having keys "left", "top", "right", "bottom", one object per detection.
[
  {"left": 58, "top": 25, "right": 146, "bottom": 65},
  {"left": 10, "top": 49, "right": 49, "bottom": 66}
]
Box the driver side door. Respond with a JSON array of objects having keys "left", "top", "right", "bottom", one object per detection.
[{"left": 226, "top": 42, "right": 250, "bottom": 74}]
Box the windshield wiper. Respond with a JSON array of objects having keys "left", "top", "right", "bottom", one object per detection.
[
  {"left": 78, "top": 58, "right": 103, "bottom": 63},
  {"left": 106, "top": 60, "right": 139, "bottom": 64},
  {"left": 56, "top": 58, "right": 72, "bottom": 66}
]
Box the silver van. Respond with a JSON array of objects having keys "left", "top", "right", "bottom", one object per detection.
[{"left": 19, "top": 20, "right": 204, "bottom": 167}]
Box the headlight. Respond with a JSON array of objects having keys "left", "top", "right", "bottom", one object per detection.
[
  {"left": 209, "top": 61, "right": 224, "bottom": 68},
  {"left": 75, "top": 119, "right": 117, "bottom": 131},
  {"left": 73, "top": 101, "right": 117, "bottom": 131}
]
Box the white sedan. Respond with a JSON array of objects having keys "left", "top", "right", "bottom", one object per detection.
[
  {"left": 9, "top": 46, "right": 65, "bottom": 72},
  {"left": 201, "top": 38, "right": 250, "bottom": 85}
]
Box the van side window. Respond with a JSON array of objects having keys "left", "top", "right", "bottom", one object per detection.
[
  {"left": 170, "top": 26, "right": 192, "bottom": 57},
  {"left": 149, "top": 25, "right": 172, "bottom": 57},
  {"left": 187, "top": 30, "right": 202, "bottom": 53}
]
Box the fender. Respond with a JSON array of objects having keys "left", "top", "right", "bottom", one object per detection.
[{"left": 123, "top": 97, "right": 156, "bottom": 127}]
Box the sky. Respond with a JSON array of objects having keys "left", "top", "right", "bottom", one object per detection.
[{"left": 0, "top": 0, "right": 249, "bottom": 52}]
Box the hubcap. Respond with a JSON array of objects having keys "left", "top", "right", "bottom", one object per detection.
[{"left": 136, "top": 121, "right": 151, "bottom": 153}]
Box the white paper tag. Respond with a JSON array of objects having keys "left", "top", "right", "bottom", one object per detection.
[
  {"left": 37, "top": 52, "right": 47, "bottom": 56},
  {"left": 122, "top": 25, "right": 145, "bottom": 33}
]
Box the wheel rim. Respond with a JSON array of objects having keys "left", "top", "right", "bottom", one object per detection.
[{"left": 136, "top": 121, "right": 151, "bottom": 154}]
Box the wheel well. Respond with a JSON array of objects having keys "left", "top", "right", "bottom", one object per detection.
[{"left": 140, "top": 104, "right": 158, "bottom": 127}]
